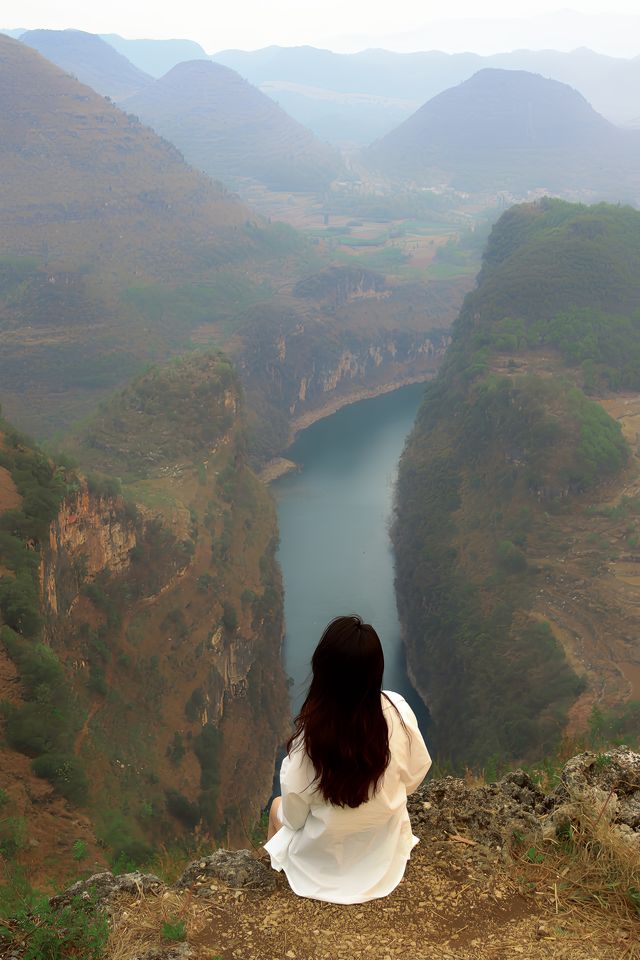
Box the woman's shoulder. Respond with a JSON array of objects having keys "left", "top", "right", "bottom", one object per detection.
[{"left": 381, "top": 690, "right": 409, "bottom": 713}]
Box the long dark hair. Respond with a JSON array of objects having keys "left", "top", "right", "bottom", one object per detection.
[{"left": 286, "top": 615, "right": 392, "bottom": 808}]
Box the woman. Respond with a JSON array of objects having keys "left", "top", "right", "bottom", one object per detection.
[{"left": 264, "top": 614, "right": 431, "bottom": 904}]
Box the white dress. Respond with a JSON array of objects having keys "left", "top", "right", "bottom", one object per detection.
[{"left": 264, "top": 690, "right": 431, "bottom": 904}]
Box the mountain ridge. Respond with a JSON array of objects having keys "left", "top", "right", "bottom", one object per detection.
[
  {"left": 20, "top": 28, "right": 152, "bottom": 100},
  {"left": 122, "top": 58, "right": 344, "bottom": 192}
]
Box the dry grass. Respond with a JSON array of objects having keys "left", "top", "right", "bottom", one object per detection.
[
  {"left": 106, "top": 889, "right": 214, "bottom": 960},
  {"left": 512, "top": 787, "right": 640, "bottom": 958},
  {"left": 150, "top": 838, "right": 215, "bottom": 886}
]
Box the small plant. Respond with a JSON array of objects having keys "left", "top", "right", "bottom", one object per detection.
[
  {"left": 0, "top": 788, "right": 8, "bottom": 808},
  {"left": 6, "top": 893, "right": 108, "bottom": 960},
  {"left": 0, "top": 816, "right": 26, "bottom": 859},
  {"left": 161, "top": 918, "right": 186, "bottom": 942},
  {"left": 627, "top": 886, "right": 640, "bottom": 917},
  {"left": 525, "top": 846, "right": 545, "bottom": 864},
  {"left": 72, "top": 839, "right": 89, "bottom": 862},
  {"left": 593, "top": 752, "right": 614, "bottom": 770}
]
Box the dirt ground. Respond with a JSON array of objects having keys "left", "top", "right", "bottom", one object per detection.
[{"left": 105, "top": 835, "right": 633, "bottom": 960}]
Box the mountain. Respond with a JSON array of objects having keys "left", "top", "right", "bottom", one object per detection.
[
  {"left": 0, "top": 34, "right": 261, "bottom": 435},
  {"left": 366, "top": 70, "right": 640, "bottom": 198},
  {"left": 213, "top": 45, "right": 640, "bottom": 143},
  {"left": 101, "top": 33, "right": 208, "bottom": 78},
  {"left": 0, "top": 35, "right": 247, "bottom": 275},
  {"left": 393, "top": 199, "right": 640, "bottom": 767},
  {"left": 122, "top": 59, "right": 343, "bottom": 192},
  {"left": 20, "top": 29, "right": 152, "bottom": 100},
  {"left": 0, "top": 354, "right": 288, "bottom": 880}
]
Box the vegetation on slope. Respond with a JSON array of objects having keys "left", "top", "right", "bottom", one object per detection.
[
  {"left": 0, "top": 412, "right": 89, "bottom": 803},
  {"left": 393, "top": 199, "right": 640, "bottom": 767},
  {"left": 0, "top": 354, "right": 288, "bottom": 879}
]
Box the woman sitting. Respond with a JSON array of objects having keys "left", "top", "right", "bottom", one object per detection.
[{"left": 264, "top": 614, "right": 431, "bottom": 904}]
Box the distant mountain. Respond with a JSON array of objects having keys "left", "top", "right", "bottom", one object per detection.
[
  {"left": 0, "top": 35, "right": 247, "bottom": 275},
  {"left": 366, "top": 70, "right": 640, "bottom": 198},
  {"left": 214, "top": 45, "right": 640, "bottom": 143},
  {"left": 122, "top": 59, "right": 344, "bottom": 191},
  {"left": 101, "top": 33, "right": 208, "bottom": 78},
  {"left": 0, "top": 34, "right": 254, "bottom": 434},
  {"left": 21, "top": 28, "right": 152, "bottom": 100},
  {"left": 0, "top": 28, "right": 24, "bottom": 38}
]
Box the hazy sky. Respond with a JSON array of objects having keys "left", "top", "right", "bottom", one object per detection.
[{"left": 4, "top": 2, "right": 640, "bottom": 55}]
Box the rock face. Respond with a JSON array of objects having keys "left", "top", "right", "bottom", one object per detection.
[
  {"left": 0, "top": 357, "right": 289, "bottom": 883},
  {"left": 237, "top": 279, "right": 459, "bottom": 462},
  {"left": 40, "top": 484, "right": 136, "bottom": 616}
]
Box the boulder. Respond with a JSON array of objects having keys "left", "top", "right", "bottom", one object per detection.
[
  {"left": 408, "top": 770, "right": 549, "bottom": 848},
  {"left": 177, "top": 849, "right": 276, "bottom": 893},
  {"left": 49, "top": 871, "right": 166, "bottom": 910}
]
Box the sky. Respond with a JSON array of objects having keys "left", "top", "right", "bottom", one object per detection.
[{"left": 4, "top": 2, "right": 640, "bottom": 56}]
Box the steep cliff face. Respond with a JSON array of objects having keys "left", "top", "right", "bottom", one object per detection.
[
  {"left": 40, "top": 485, "right": 137, "bottom": 618},
  {"left": 236, "top": 269, "right": 463, "bottom": 462},
  {"left": 0, "top": 353, "right": 289, "bottom": 881}
]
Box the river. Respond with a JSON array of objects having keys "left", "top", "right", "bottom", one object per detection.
[{"left": 272, "top": 382, "right": 430, "bottom": 735}]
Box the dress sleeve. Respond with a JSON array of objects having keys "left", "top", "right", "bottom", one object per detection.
[
  {"left": 393, "top": 696, "right": 432, "bottom": 794},
  {"left": 280, "top": 743, "right": 315, "bottom": 831}
]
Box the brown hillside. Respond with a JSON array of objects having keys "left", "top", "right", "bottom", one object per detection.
[
  {"left": 0, "top": 34, "right": 249, "bottom": 278},
  {"left": 122, "top": 59, "right": 343, "bottom": 192}
]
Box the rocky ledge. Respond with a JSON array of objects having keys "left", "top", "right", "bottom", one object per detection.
[{"left": 4, "top": 748, "right": 639, "bottom": 960}]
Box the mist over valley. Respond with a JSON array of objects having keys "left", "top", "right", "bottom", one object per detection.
[{"left": 0, "top": 11, "right": 639, "bottom": 956}]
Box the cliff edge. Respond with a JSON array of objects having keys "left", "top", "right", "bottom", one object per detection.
[{"left": 5, "top": 747, "right": 638, "bottom": 959}]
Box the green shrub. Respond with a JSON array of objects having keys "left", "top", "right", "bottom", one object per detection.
[
  {"left": 31, "top": 753, "right": 89, "bottom": 806},
  {"left": 194, "top": 724, "right": 221, "bottom": 791},
  {"left": 165, "top": 790, "right": 199, "bottom": 829},
  {"left": 0, "top": 816, "right": 26, "bottom": 859},
  {"left": 7, "top": 893, "right": 108, "bottom": 960},
  {"left": 496, "top": 540, "right": 528, "bottom": 574},
  {"left": 222, "top": 601, "right": 237, "bottom": 634},
  {"left": 72, "top": 839, "right": 89, "bottom": 862},
  {"left": 97, "top": 813, "right": 153, "bottom": 870},
  {"left": 0, "top": 574, "right": 42, "bottom": 638}
]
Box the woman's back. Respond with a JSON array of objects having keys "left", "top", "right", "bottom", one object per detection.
[{"left": 265, "top": 689, "right": 431, "bottom": 904}]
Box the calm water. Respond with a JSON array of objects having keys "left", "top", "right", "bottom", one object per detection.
[{"left": 272, "top": 382, "right": 429, "bottom": 734}]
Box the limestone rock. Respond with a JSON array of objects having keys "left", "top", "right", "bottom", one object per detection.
[
  {"left": 49, "top": 871, "right": 166, "bottom": 910},
  {"left": 548, "top": 747, "right": 640, "bottom": 849},
  {"left": 408, "top": 770, "right": 548, "bottom": 848},
  {"left": 177, "top": 848, "right": 276, "bottom": 892},
  {"left": 557, "top": 747, "right": 640, "bottom": 828}
]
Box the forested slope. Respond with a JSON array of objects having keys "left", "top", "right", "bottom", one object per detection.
[
  {"left": 393, "top": 199, "right": 640, "bottom": 767},
  {"left": 0, "top": 354, "right": 287, "bottom": 882}
]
